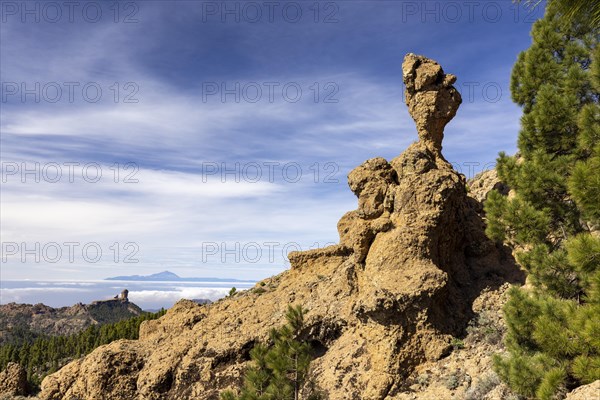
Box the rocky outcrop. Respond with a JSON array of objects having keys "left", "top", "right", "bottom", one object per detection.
[
  {"left": 0, "top": 363, "right": 28, "bottom": 396},
  {"left": 39, "top": 54, "right": 523, "bottom": 400},
  {"left": 467, "top": 169, "right": 509, "bottom": 204},
  {"left": 394, "top": 283, "right": 522, "bottom": 400},
  {"left": 565, "top": 380, "right": 600, "bottom": 400},
  {"left": 0, "top": 293, "right": 143, "bottom": 345}
]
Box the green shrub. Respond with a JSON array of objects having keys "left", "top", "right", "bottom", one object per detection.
[{"left": 221, "top": 305, "right": 318, "bottom": 400}]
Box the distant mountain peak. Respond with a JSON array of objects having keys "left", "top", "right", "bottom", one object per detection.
[
  {"left": 151, "top": 271, "right": 180, "bottom": 279},
  {"left": 104, "top": 271, "right": 255, "bottom": 283}
]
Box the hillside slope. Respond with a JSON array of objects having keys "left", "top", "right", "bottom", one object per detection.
[{"left": 0, "top": 290, "right": 143, "bottom": 345}]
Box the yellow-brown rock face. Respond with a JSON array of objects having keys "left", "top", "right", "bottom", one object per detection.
[{"left": 39, "top": 54, "right": 522, "bottom": 400}]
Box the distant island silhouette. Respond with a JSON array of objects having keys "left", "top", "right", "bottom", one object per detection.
[{"left": 105, "top": 270, "right": 256, "bottom": 283}]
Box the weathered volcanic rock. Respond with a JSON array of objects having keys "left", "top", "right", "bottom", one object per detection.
[
  {"left": 468, "top": 169, "right": 509, "bottom": 204},
  {"left": 39, "top": 54, "right": 522, "bottom": 400},
  {"left": 565, "top": 380, "right": 600, "bottom": 400},
  {"left": 0, "top": 362, "right": 28, "bottom": 397},
  {"left": 402, "top": 53, "right": 462, "bottom": 152}
]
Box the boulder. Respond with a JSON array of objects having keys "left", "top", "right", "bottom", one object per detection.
[{"left": 0, "top": 362, "right": 28, "bottom": 397}]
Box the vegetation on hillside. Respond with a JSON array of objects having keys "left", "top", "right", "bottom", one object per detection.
[
  {"left": 485, "top": 0, "right": 600, "bottom": 398},
  {"left": 0, "top": 309, "right": 166, "bottom": 393},
  {"left": 0, "top": 299, "right": 143, "bottom": 346},
  {"left": 86, "top": 301, "right": 143, "bottom": 324}
]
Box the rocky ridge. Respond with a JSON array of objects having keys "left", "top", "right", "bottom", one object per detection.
[
  {"left": 0, "top": 290, "right": 142, "bottom": 345},
  {"left": 39, "top": 54, "right": 524, "bottom": 400}
]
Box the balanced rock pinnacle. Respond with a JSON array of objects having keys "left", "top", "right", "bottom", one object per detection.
[
  {"left": 38, "top": 56, "right": 521, "bottom": 400},
  {"left": 402, "top": 53, "right": 462, "bottom": 151}
]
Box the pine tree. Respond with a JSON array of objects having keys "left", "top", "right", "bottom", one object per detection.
[
  {"left": 221, "top": 305, "right": 316, "bottom": 400},
  {"left": 486, "top": 1, "right": 600, "bottom": 398},
  {"left": 520, "top": 0, "right": 600, "bottom": 28}
]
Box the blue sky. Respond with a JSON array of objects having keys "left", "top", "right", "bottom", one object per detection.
[{"left": 1, "top": 0, "right": 545, "bottom": 292}]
